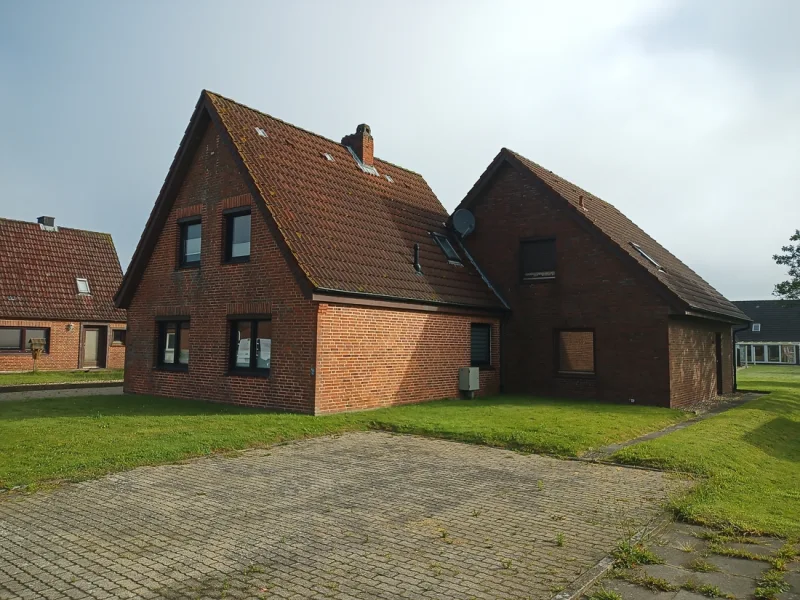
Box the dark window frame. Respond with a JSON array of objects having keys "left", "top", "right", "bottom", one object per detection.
[
  {"left": 554, "top": 328, "right": 596, "bottom": 377},
  {"left": 156, "top": 319, "right": 190, "bottom": 371},
  {"left": 520, "top": 237, "right": 556, "bottom": 283},
  {"left": 223, "top": 208, "right": 252, "bottom": 263},
  {"left": 111, "top": 329, "right": 127, "bottom": 346},
  {"left": 470, "top": 323, "right": 492, "bottom": 367},
  {"left": 228, "top": 317, "right": 272, "bottom": 377},
  {"left": 431, "top": 232, "right": 462, "bottom": 265},
  {"left": 0, "top": 326, "right": 50, "bottom": 354},
  {"left": 177, "top": 217, "right": 202, "bottom": 268}
]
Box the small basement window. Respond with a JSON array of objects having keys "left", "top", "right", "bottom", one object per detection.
[
  {"left": 76, "top": 278, "right": 91, "bottom": 294},
  {"left": 432, "top": 233, "right": 462, "bottom": 265},
  {"left": 752, "top": 323, "right": 761, "bottom": 332},
  {"left": 556, "top": 330, "right": 595, "bottom": 375},
  {"left": 470, "top": 323, "right": 491, "bottom": 367},
  {"left": 631, "top": 242, "right": 664, "bottom": 272},
  {"left": 521, "top": 239, "right": 556, "bottom": 281}
]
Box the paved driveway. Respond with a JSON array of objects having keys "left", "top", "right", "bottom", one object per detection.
[{"left": 0, "top": 433, "right": 683, "bottom": 600}]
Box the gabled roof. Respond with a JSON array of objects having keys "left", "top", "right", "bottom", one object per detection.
[
  {"left": 116, "top": 91, "right": 505, "bottom": 311},
  {"left": 0, "top": 218, "right": 125, "bottom": 322},
  {"left": 455, "top": 149, "right": 749, "bottom": 323},
  {"left": 733, "top": 300, "right": 800, "bottom": 342}
]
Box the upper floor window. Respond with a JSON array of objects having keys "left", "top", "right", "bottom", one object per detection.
[
  {"left": 470, "top": 323, "right": 491, "bottom": 367},
  {"left": 752, "top": 323, "right": 761, "bottom": 332},
  {"left": 157, "top": 320, "right": 190, "bottom": 369},
  {"left": 0, "top": 327, "right": 50, "bottom": 353},
  {"left": 521, "top": 238, "right": 556, "bottom": 281},
  {"left": 179, "top": 219, "right": 201, "bottom": 267},
  {"left": 225, "top": 210, "right": 251, "bottom": 262}
]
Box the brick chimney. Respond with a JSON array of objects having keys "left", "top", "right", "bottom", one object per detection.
[{"left": 342, "top": 124, "right": 373, "bottom": 166}]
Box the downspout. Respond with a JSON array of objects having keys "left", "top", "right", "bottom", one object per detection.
[{"left": 732, "top": 324, "right": 750, "bottom": 392}]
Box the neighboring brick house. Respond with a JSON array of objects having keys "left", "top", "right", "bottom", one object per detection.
[
  {"left": 115, "top": 91, "right": 505, "bottom": 414},
  {"left": 453, "top": 149, "right": 750, "bottom": 408},
  {"left": 0, "top": 217, "right": 127, "bottom": 372},
  {"left": 733, "top": 300, "right": 800, "bottom": 366},
  {"left": 117, "top": 90, "right": 747, "bottom": 412}
]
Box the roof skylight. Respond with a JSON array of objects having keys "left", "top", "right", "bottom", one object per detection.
[
  {"left": 630, "top": 243, "right": 664, "bottom": 272},
  {"left": 76, "top": 278, "right": 91, "bottom": 294},
  {"left": 432, "top": 233, "right": 462, "bottom": 265},
  {"left": 322, "top": 152, "right": 334, "bottom": 161},
  {"left": 255, "top": 127, "right": 267, "bottom": 138},
  {"left": 384, "top": 174, "right": 393, "bottom": 183}
]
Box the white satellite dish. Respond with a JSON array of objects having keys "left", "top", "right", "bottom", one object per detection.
[{"left": 452, "top": 208, "right": 476, "bottom": 237}]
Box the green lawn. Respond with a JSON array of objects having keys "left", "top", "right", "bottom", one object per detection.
[
  {"left": 613, "top": 365, "right": 800, "bottom": 537},
  {"left": 0, "top": 394, "right": 687, "bottom": 489},
  {"left": 0, "top": 368, "right": 124, "bottom": 386}
]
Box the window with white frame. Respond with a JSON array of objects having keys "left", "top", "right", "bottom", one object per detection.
[{"left": 752, "top": 323, "right": 761, "bottom": 332}]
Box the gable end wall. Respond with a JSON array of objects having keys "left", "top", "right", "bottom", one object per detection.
[{"left": 124, "top": 120, "right": 317, "bottom": 412}]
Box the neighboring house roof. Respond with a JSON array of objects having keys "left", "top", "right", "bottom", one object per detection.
[
  {"left": 733, "top": 300, "right": 800, "bottom": 342},
  {"left": 455, "top": 149, "right": 749, "bottom": 323},
  {"left": 0, "top": 217, "right": 126, "bottom": 322},
  {"left": 116, "top": 91, "right": 505, "bottom": 311}
]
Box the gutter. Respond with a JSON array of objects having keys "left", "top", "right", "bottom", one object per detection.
[{"left": 731, "top": 324, "right": 751, "bottom": 391}]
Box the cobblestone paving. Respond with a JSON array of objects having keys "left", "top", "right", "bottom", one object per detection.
[
  {"left": 585, "top": 523, "right": 800, "bottom": 600},
  {"left": 0, "top": 433, "right": 686, "bottom": 600}
]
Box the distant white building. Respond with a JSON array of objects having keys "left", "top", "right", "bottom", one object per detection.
[{"left": 734, "top": 300, "right": 800, "bottom": 366}]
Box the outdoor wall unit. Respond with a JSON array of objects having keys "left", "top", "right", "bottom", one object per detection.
[{"left": 459, "top": 366, "right": 480, "bottom": 398}]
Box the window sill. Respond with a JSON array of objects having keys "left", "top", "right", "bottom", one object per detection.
[
  {"left": 111, "top": 342, "right": 125, "bottom": 347},
  {"left": 556, "top": 371, "right": 595, "bottom": 379},
  {"left": 223, "top": 256, "right": 251, "bottom": 265},
  {"left": 176, "top": 263, "right": 200, "bottom": 271},
  {"left": 154, "top": 365, "right": 189, "bottom": 373},
  {"left": 521, "top": 277, "right": 556, "bottom": 284},
  {"left": 226, "top": 369, "right": 270, "bottom": 378}
]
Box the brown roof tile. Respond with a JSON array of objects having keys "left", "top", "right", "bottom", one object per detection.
[
  {"left": 0, "top": 218, "right": 126, "bottom": 322},
  {"left": 117, "top": 91, "right": 505, "bottom": 310}
]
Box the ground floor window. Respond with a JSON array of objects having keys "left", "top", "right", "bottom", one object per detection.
[
  {"left": 157, "top": 320, "right": 190, "bottom": 369},
  {"left": 556, "top": 329, "right": 595, "bottom": 375},
  {"left": 112, "top": 329, "right": 126, "bottom": 345},
  {"left": 739, "top": 343, "right": 798, "bottom": 365},
  {"left": 0, "top": 326, "right": 50, "bottom": 353},
  {"left": 229, "top": 318, "right": 271, "bottom": 375},
  {"left": 470, "top": 323, "right": 491, "bottom": 367}
]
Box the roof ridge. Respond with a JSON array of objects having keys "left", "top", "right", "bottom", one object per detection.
[
  {"left": 203, "top": 90, "right": 423, "bottom": 177},
  {"left": 0, "top": 216, "right": 114, "bottom": 237}
]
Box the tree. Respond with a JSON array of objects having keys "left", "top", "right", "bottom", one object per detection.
[{"left": 773, "top": 229, "right": 800, "bottom": 299}]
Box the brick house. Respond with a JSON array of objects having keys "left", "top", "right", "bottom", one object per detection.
[
  {"left": 453, "top": 149, "right": 750, "bottom": 408},
  {"left": 115, "top": 91, "right": 505, "bottom": 414},
  {"left": 733, "top": 300, "right": 800, "bottom": 366},
  {"left": 116, "top": 91, "right": 747, "bottom": 412},
  {"left": 0, "top": 217, "right": 127, "bottom": 372}
]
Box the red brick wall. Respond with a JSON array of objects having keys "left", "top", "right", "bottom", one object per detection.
[
  {"left": 108, "top": 324, "right": 127, "bottom": 370},
  {"left": 314, "top": 303, "right": 500, "bottom": 414},
  {"left": 0, "top": 319, "right": 126, "bottom": 372},
  {"left": 462, "top": 163, "right": 674, "bottom": 406},
  {"left": 669, "top": 318, "right": 733, "bottom": 408},
  {"left": 124, "top": 120, "right": 317, "bottom": 412}
]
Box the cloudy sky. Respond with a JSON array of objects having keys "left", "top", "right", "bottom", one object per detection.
[{"left": 1, "top": 0, "right": 797, "bottom": 300}]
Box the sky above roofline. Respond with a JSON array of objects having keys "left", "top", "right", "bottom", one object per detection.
[{"left": 1, "top": 0, "right": 797, "bottom": 301}]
